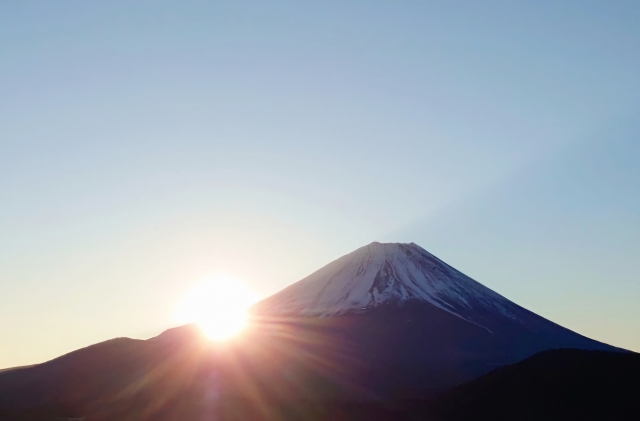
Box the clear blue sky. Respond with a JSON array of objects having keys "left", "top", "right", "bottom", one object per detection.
[{"left": 1, "top": 1, "right": 639, "bottom": 367}]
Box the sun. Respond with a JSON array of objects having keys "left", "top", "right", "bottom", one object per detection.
[{"left": 175, "top": 275, "right": 261, "bottom": 341}]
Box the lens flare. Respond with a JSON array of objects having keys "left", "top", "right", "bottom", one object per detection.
[{"left": 176, "top": 275, "right": 261, "bottom": 341}]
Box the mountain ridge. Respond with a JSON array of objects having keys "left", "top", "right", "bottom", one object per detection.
[
  {"left": 251, "top": 242, "right": 616, "bottom": 352},
  {"left": 0, "top": 241, "right": 627, "bottom": 421},
  {"left": 253, "top": 242, "right": 516, "bottom": 319}
]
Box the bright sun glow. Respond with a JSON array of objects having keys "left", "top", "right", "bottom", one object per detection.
[{"left": 176, "top": 275, "right": 261, "bottom": 341}]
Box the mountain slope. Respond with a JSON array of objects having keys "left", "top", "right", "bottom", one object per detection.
[
  {"left": 253, "top": 242, "right": 615, "bottom": 348},
  {"left": 0, "top": 242, "right": 626, "bottom": 421},
  {"left": 251, "top": 242, "right": 620, "bottom": 394},
  {"left": 433, "top": 349, "right": 640, "bottom": 421},
  {"left": 0, "top": 325, "right": 212, "bottom": 421},
  {"left": 253, "top": 242, "right": 517, "bottom": 319}
]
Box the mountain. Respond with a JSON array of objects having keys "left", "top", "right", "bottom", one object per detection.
[
  {"left": 253, "top": 242, "right": 522, "bottom": 319},
  {"left": 0, "top": 242, "right": 626, "bottom": 421},
  {"left": 0, "top": 325, "right": 213, "bottom": 421},
  {"left": 251, "top": 242, "right": 619, "bottom": 393},
  {"left": 432, "top": 348, "right": 640, "bottom": 421}
]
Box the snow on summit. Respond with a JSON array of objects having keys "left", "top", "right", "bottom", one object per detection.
[{"left": 252, "top": 242, "right": 523, "bottom": 324}]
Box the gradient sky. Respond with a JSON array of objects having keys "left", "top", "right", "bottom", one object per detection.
[{"left": 1, "top": 1, "right": 639, "bottom": 368}]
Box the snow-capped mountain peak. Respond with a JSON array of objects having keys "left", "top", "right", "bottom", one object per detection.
[{"left": 252, "top": 242, "right": 522, "bottom": 324}]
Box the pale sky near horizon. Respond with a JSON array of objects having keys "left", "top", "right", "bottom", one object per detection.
[{"left": 1, "top": 1, "right": 639, "bottom": 367}]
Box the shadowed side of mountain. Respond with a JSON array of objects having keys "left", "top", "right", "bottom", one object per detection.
[
  {"left": 0, "top": 324, "right": 210, "bottom": 421},
  {"left": 250, "top": 242, "right": 622, "bottom": 396},
  {"left": 250, "top": 349, "right": 640, "bottom": 421},
  {"left": 0, "top": 323, "right": 636, "bottom": 421},
  {"left": 431, "top": 348, "right": 640, "bottom": 421}
]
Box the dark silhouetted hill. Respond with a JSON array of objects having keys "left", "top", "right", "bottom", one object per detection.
[{"left": 433, "top": 348, "right": 640, "bottom": 421}]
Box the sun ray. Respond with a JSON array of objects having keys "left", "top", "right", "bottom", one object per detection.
[{"left": 176, "top": 275, "right": 261, "bottom": 341}]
